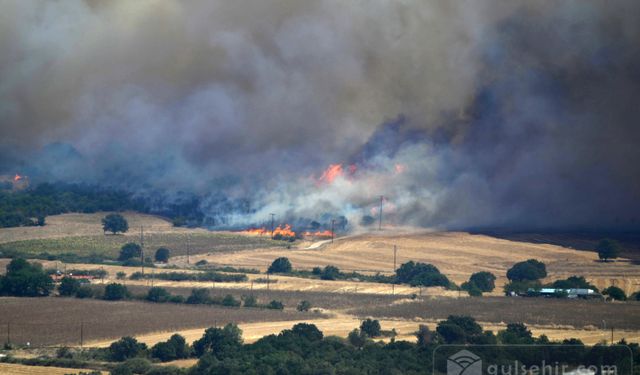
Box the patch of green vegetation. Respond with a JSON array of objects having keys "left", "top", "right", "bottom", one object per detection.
[{"left": 0, "top": 232, "right": 289, "bottom": 262}]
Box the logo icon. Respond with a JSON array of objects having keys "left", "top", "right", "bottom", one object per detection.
[{"left": 447, "top": 349, "right": 482, "bottom": 375}]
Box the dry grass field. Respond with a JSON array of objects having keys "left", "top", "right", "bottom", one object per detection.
[
  {"left": 200, "top": 230, "right": 640, "bottom": 295},
  {"left": 0, "top": 212, "right": 287, "bottom": 260},
  {"left": 0, "top": 297, "right": 310, "bottom": 347},
  {"left": 0, "top": 363, "right": 106, "bottom": 375}
]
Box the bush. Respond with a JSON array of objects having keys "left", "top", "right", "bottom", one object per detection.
[
  {"left": 193, "top": 324, "right": 243, "bottom": 357},
  {"left": 290, "top": 323, "right": 324, "bottom": 342},
  {"left": 267, "top": 257, "right": 292, "bottom": 274},
  {"left": 506, "top": 259, "right": 547, "bottom": 281},
  {"left": 549, "top": 276, "right": 598, "bottom": 291},
  {"left": 195, "top": 260, "right": 208, "bottom": 266},
  {"left": 104, "top": 283, "right": 129, "bottom": 301},
  {"left": 596, "top": 239, "right": 621, "bottom": 261},
  {"left": 116, "top": 271, "right": 127, "bottom": 280},
  {"left": 468, "top": 271, "right": 496, "bottom": 292},
  {"left": 75, "top": 285, "right": 94, "bottom": 299},
  {"left": 155, "top": 248, "right": 170, "bottom": 263},
  {"left": 360, "top": 319, "right": 381, "bottom": 337},
  {"left": 602, "top": 286, "right": 627, "bottom": 301},
  {"left": 266, "top": 300, "right": 284, "bottom": 310},
  {"left": 108, "top": 336, "right": 147, "bottom": 361},
  {"left": 222, "top": 294, "right": 241, "bottom": 307},
  {"left": 297, "top": 300, "right": 311, "bottom": 312},
  {"left": 243, "top": 295, "right": 258, "bottom": 307},
  {"left": 118, "top": 243, "right": 142, "bottom": 262},
  {"left": 122, "top": 357, "right": 152, "bottom": 374},
  {"left": 146, "top": 287, "right": 171, "bottom": 303},
  {"left": 321, "top": 265, "right": 340, "bottom": 280},
  {"left": 436, "top": 315, "right": 483, "bottom": 344},
  {"left": 169, "top": 295, "right": 185, "bottom": 304},
  {"left": 186, "top": 288, "right": 210, "bottom": 304},
  {"left": 348, "top": 328, "right": 367, "bottom": 348},
  {"left": 102, "top": 213, "right": 129, "bottom": 234},
  {"left": 312, "top": 267, "right": 322, "bottom": 275},
  {"left": 58, "top": 276, "right": 81, "bottom": 296}
]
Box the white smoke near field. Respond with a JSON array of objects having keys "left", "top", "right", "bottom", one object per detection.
[{"left": 1, "top": 1, "right": 639, "bottom": 231}]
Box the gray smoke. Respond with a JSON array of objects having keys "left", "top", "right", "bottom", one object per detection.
[{"left": 1, "top": 1, "right": 639, "bottom": 231}]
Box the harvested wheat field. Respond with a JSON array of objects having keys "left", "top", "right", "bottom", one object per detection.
[
  {"left": 200, "top": 230, "right": 640, "bottom": 295},
  {"left": 0, "top": 363, "right": 106, "bottom": 375},
  {"left": 0, "top": 297, "right": 311, "bottom": 347}
]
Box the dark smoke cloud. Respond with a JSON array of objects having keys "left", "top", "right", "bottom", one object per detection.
[{"left": 1, "top": 1, "right": 639, "bottom": 231}]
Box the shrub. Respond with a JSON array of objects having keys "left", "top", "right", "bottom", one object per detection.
[
  {"left": 116, "top": 271, "right": 127, "bottom": 280},
  {"left": 195, "top": 260, "right": 208, "bottom": 266},
  {"left": 297, "top": 300, "right": 312, "bottom": 312},
  {"left": 243, "top": 295, "right": 258, "bottom": 307},
  {"left": 108, "top": 336, "right": 147, "bottom": 361},
  {"left": 549, "top": 276, "right": 598, "bottom": 291},
  {"left": 118, "top": 243, "right": 142, "bottom": 262},
  {"left": 186, "top": 288, "right": 210, "bottom": 304},
  {"left": 75, "top": 285, "right": 94, "bottom": 299},
  {"left": 602, "top": 286, "right": 627, "bottom": 301},
  {"left": 461, "top": 281, "right": 483, "bottom": 296},
  {"left": 58, "top": 276, "right": 81, "bottom": 296},
  {"left": 360, "top": 318, "right": 381, "bottom": 337},
  {"left": 267, "top": 257, "right": 292, "bottom": 274},
  {"left": 155, "top": 248, "right": 170, "bottom": 263},
  {"left": 104, "top": 283, "right": 129, "bottom": 301},
  {"left": 312, "top": 267, "right": 322, "bottom": 275},
  {"left": 321, "top": 265, "right": 340, "bottom": 280},
  {"left": 169, "top": 295, "right": 185, "bottom": 304},
  {"left": 222, "top": 294, "right": 241, "bottom": 307},
  {"left": 146, "top": 287, "right": 171, "bottom": 303},
  {"left": 348, "top": 328, "right": 367, "bottom": 348},
  {"left": 266, "top": 300, "right": 284, "bottom": 310},
  {"left": 193, "top": 324, "right": 243, "bottom": 357},
  {"left": 506, "top": 259, "right": 547, "bottom": 281},
  {"left": 290, "top": 323, "right": 323, "bottom": 342}
]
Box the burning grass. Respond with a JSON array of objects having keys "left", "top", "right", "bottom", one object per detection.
[{"left": 0, "top": 297, "right": 310, "bottom": 347}]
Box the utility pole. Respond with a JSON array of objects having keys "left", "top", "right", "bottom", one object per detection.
[
  {"left": 378, "top": 196, "right": 384, "bottom": 230},
  {"left": 140, "top": 226, "right": 145, "bottom": 275},
  {"left": 186, "top": 234, "right": 191, "bottom": 265},
  {"left": 393, "top": 245, "right": 397, "bottom": 272},
  {"left": 270, "top": 214, "right": 276, "bottom": 238},
  {"left": 331, "top": 219, "right": 335, "bottom": 244}
]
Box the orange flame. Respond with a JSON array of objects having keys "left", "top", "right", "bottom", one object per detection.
[
  {"left": 14, "top": 174, "right": 22, "bottom": 181},
  {"left": 241, "top": 227, "right": 268, "bottom": 236},
  {"left": 273, "top": 224, "right": 296, "bottom": 238},
  {"left": 303, "top": 230, "right": 334, "bottom": 238},
  {"left": 318, "top": 164, "right": 344, "bottom": 184}
]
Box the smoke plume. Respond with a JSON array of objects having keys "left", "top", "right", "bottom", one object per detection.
[{"left": 1, "top": 1, "right": 639, "bottom": 231}]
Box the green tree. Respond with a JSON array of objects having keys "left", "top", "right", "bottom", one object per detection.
[
  {"left": 395, "top": 261, "right": 450, "bottom": 287},
  {"left": 498, "top": 323, "right": 534, "bottom": 344},
  {"left": 151, "top": 334, "right": 189, "bottom": 362},
  {"left": 267, "top": 300, "right": 284, "bottom": 310},
  {"left": 222, "top": 294, "right": 240, "bottom": 307},
  {"left": 0, "top": 258, "right": 53, "bottom": 297},
  {"left": 104, "top": 283, "right": 129, "bottom": 300},
  {"left": 102, "top": 213, "right": 129, "bottom": 234},
  {"left": 58, "top": 276, "right": 81, "bottom": 296},
  {"left": 461, "top": 281, "right": 483, "bottom": 296},
  {"left": 155, "top": 248, "right": 170, "bottom": 263},
  {"left": 360, "top": 318, "right": 381, "bottom": 337},
  {"left": 596, "top": 239, "right": 621, "bottom": 262},
  {"left": 243, "top": 295, "right": 258, "bottom": 307},
  {"left": 193, "top": 324, "right": 243, "bottom": 358},
  {"left": 267, "top": 257, "right": 292, "bottom": 273},
  {"left": 436, "top": 315, "right": 483, "bottom": 344},
  {"left": 415, "top": 325, "right": 434, "bottom": 347},
  {"left": 146, "top": 287, "right": 171, "bottom": 303},
  {"left": 108, "top": 336, "right": 147, "bottom": 361},
  {"left": 290, "top": 323, "right": 324, "bottom": 342},
  {"left": 348, "top": 328, "right": 367, "bottom": 348},
  {"left": 602, "top": 286, "right": 627, "bottom": 301},
  {"left": 469, "top": 271, "right": 496, "bottom": 292},
  {"left": 119, "top": 243, "right": 142, "bottom": 261},
  {"left": 507, "top": 259, "right": 547, "bottom": 281}
]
